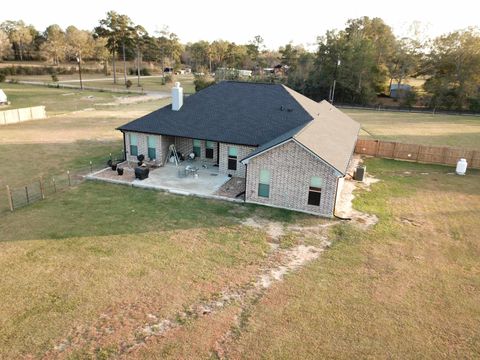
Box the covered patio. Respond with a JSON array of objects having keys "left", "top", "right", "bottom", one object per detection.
[{"left": 87, "top": 159, "right": 243, "bottom": 201}]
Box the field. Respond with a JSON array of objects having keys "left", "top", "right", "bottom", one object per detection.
[
  {"left": 5, "top": 73, "right": 196, "bottom": 94},
  {"left": 1, "top": 159, "right": 478, "bottom": 358},
  {"left": 0, "top": 83, "right": 479, "bottom": 358},
  {"left": 344, "top": 108, "right": 480, "bottom": 149},
  {"left": 0, "top": 84, "right": 168, "bottom": 188}
]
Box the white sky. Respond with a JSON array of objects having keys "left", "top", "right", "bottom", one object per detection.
[{"left": 1, "top": 0, "right": 478, "bottom": 49}]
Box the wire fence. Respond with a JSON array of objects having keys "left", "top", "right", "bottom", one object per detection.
[{"left": 1, "top": 151, "right": 124, "bottom": 213}]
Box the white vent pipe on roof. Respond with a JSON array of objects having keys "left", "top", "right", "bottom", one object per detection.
[{"left": 172, "top": 82, "right": 183, "bottom": 111}]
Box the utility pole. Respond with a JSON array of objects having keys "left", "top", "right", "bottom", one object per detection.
[
  {"left": 330, "top": 58, "right": 341, "bottom": 104},
  {"left": 76, "top": 52, "right": 83, "bottom": 90}
]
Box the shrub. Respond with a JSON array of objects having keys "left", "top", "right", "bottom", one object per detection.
[
  {"left": 128, "top": 68, "right": 151, "bottom": 76},
  {"left": 0, "top": 73, "right": 5, "bottom": 82},
  {"left": 51, "top": 74, "right": 59, "bottom": 82},
  {"left": 194, "top": 76, "right": 215, "bottom": 92},
  {"left": 125, "top": 79, "right": 132, "bottom": 89}
]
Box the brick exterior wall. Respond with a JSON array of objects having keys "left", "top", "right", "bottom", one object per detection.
[
  {"left": 219, "top": 143, "right": 256, "bottom": 178},
  {"left": 245, "top": 140, "right": 340, "bottom": 216},
  {"left": 124, "top": 132, "right": 174, "bottom": 164}
]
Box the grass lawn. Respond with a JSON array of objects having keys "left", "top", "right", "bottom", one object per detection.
[
  {"left": 5, "top": 73, "right": 196, "bottom": 94},
  {"left": 344, "top": 108, "right": 480, "bottom": 149},
  {"left": 0, "top": 95, "right": 168, "bottom": 188},
  {"left": 0, "top": 83, "right": 144, "bottom": 115},
  {"left": 0, "top": 181, "right": 304, "bottom": 358},
  {"left": 221, "top": 159, "right": 480, "bottom": 359}
]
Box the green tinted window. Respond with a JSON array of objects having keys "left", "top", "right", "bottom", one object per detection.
[
  {"left": 206, "top": 141, "right": 214, "bottom": 149},
  {"left": 147, "top": 136, "right": 156, "bottom": 148},
  {"left": 228, "top": 146, "right": 237, "bottom": 157},
  {"left": 259, "top": 169, "right": 270, "bottom": 184},
  {"left": 310, "top": 176, "right": 323, "bottom": 188},
  {"left": 258, "top": 183, "right": 270, "bottom": 198},
  {"left": 193, "top": 139, "right": 201, "bottom": 147},
  {"left": 129, "top": 133, "right": 137, "bottom": 146}
]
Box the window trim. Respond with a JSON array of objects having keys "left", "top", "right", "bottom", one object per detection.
[
  {"left": 205, "top": 141, "right": 214, "bottom": 159},
  {"left": 193, "top": 139, "right": 201, "bottom": 157},
  {"left": 147, "top": 136, "right": 156, "bottom": 159},
  {"left": 307, "top": 186, "right": 322, "bottom": 206},
  {"left": 129, "top": 133, "right": 138, "bottom": 157},
  {"left": 258, "top": 169, "right": 270, "bottom": 198},
  {"left": 227, "top": 146, "right": 237, "bottom": 171}
]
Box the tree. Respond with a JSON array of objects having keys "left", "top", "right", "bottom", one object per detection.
[
  {"left": 0, "top": 29, "right": 11, "bottom": 60},
  {"left": 40, "top": 24, "right": 66, "bottom": 65},
  {"left": 132, "top": 25, "right": 148, "bottom": 86},
  {"left": 65, "top": 26, "right": 94, "bottom": 89},
  {"left": 1, "top": 20, "right": 33, "bottom": 60},
  {"left": 95, "top": 11, "right": 133, "bottom": 84},
  {"left": 423, "top": 28, "right": 480, "bottom": 110}
]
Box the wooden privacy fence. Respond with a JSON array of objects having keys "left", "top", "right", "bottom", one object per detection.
[
  {"left": 355, "top": 139, "right": 480, "bottom": 169},
  {"left": 0, "top": 106, "right": 46, "bottom": 125}
]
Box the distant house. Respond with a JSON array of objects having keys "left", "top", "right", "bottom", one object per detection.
[
  {"left": 390, "top": 83, "right": 412, "bottom": 99},
  {"left": 117, "top": 81, "right": 360, "bottom": 217}
]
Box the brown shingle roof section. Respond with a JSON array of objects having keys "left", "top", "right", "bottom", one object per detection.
[
  {"left": 292, "top": 99, "right": 360, "bottom": 174},
  {"left": 243, "top": 86, "right": 360, "bottom": 175}
]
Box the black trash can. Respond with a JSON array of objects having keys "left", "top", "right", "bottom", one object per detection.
[{"left": 117, "top": 167, "right": 124, "bottom": 175}]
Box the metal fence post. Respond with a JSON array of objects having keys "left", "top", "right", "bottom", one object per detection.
[
  {"left": 90, "top": 161, "right": 93, "bottom": 173},
  {"left": 52, "top": 177, "right": 56, "bottom": 193},
  {"left": 67, "top": 170, "right": 71, "bottom": 186},
  {"left": 25, "top": 186, "right": 29, "bottom": 204},
  {"left": 6, "top": 185, "right": 14, "bottom": 212}
]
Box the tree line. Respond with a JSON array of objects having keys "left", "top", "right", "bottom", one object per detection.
[{"left": 0, "top": 13, "right": 479, "bottom": 111}]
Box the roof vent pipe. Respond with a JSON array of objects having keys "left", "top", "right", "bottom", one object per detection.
[{"left": 172, "top": 82, "right": 183, "bottom": 111}]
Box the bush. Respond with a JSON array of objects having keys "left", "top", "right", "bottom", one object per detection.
[
  {"left": 51, "top": 74, "right": 59, "bottom": 82},
  {"left": 125, "top": 79, "right": 132, "bottom": 89},
  {"left": 129, "top": 68, "right": 151, "bottom": 76},
  {"left": 194, "top": 76, "right": 215, "bottom": 92},
  {"left": 0, "top": 73, "right": 5, "bottom": 82}
]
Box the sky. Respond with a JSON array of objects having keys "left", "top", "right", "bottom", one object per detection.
[{"left": 1, "top": 0, "right": 478, "bottom": 49}]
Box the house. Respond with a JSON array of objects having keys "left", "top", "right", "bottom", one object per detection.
[
  {"left": 390, "top": 83, "right": 412, "bottom": 99},
  {"left": 117, "top": 81, "right": 360, "bottom": 217}
]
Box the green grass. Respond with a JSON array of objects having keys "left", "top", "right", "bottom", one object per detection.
[
  {"left": 0, "top": 83, "right": 142, "bottom": 115},
  {"left": 343, "top": 108, "right": 480, "bottom": 149},
  {"left": 224, "top": 159, "right": 480, "bottom": 359},
  {"left": 0, "top": 179, "right": 303, "bottom": 358},
  {"left": 5, "top": 73, "right": 196, "bottom": 94}
]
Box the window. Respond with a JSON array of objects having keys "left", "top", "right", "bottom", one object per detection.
[
  {"left": 129, "top": 133, "right": 138, "bottom": 156},
  {"left": 193, "top": 139, "right": 201, "bottom": 157},
  {"left": 147, "top": 136, "right": 156, "bottom": 159},
  {"left": 258, "top": 169, "right": 270, "bottom": 198},
  {"left": 205, "top": 141, "right": 214, "bottom": 159},
  {"left": 228, "top": 146, "right": 237, "bottom": 170},
  {"left": 308, "top": 176, "right": 323, "bottom": 206}
]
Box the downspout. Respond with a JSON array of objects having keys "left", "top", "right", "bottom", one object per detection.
[
  {"left": 122, "top": 132, "right": 127, "bottom": 161},
  {"left": 333, "top": 175, "right": 351, "bottom": 221},
  {"left": 243, "top": 163, "right": 248, "bottom": 203}
]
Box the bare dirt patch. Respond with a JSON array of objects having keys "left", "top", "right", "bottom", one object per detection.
[{"left": 336, "top": 156, "right": 379, "bottom": 228}]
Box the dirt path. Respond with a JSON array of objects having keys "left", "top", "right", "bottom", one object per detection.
[
  {"left": 47, "top": 219, "right": 331, "bottom": 358},
  {"left": 335, "top": 155, "right": 380, "bottom": 228}
]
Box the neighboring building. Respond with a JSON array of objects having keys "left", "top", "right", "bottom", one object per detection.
[
  {"left": 117, "top": 81, "right": 360, "bottom": 217},
  {"left": 390, "top": 83, "right": 412, "bottom": 99}
]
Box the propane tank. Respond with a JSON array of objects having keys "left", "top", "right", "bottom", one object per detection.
[{"left": 456, "top": 158, "right": 468, "bottom": 175}]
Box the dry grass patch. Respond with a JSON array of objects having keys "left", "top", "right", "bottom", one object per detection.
[
  {"left": 223, "top": 159, "right": 480, "bottom": 359},
  {"left": 0, "top": 227, "right": 269, "bottom": 358}
]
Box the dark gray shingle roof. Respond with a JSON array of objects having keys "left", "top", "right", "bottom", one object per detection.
[{"left": 117, "top": 81, "right": 313, "bottom": 146}]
